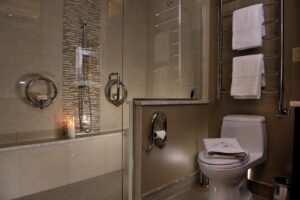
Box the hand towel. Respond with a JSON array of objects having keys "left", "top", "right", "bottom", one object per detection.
[
  {"left": 230, "top": 54, "right": 265, "bottom": 99},
  {"left": 203, "top": 138, "right": 248, "bottom": 160},
  {"left": 232, "top": 3, "right": 265, "bottom": 50}
]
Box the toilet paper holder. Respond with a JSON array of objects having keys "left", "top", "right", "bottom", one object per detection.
[{"left": 146, "top": 112, "right": 167, "bottom": 153}]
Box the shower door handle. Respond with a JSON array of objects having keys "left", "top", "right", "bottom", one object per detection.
[{"left": 105, "top": 73, "right": 128, "bottom": 107}]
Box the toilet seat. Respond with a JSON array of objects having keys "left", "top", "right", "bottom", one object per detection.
[{"left": 198, "top": 151, "right": 249, "bottom": 169}]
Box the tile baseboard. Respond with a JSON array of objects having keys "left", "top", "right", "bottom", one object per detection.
[
  {"left": 248, "top": 179, "right": 273, "bottom": 199},
  {"left": 141, "top": 174, "right": 273, "bottom": 200},
  {"left": 142, "top": 172, "right": 202, "bottom": 200}
]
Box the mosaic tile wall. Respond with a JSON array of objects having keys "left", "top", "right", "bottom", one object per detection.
[{"left": 63, "top": 0, "right": 102, "bottom": 133}]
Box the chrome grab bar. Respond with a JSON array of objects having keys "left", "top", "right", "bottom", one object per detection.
[
  {"left": 25, "top": 75, "right": 58, "bottom": 109},
  {"left": 146, "top": 112, "right": 167, "bottom": 153},
  {"left": 105, "top": 73, "right": 128, "bottom": 107}
]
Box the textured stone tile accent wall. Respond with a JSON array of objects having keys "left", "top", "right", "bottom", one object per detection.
[{"left": 63, "top": 0, "right": 102, "bottom": 133}]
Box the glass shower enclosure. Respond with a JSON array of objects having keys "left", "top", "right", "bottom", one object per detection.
[
  {"left": 0, "top": 0, "right": 125, "bottom": 199},
  {"left": 0, "top": 0, "right": 205, "bottom": 199}
]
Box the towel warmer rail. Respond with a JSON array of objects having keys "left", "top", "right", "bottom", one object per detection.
[{"left": 217, "top": 0, "right": 289, "bottom": 117}]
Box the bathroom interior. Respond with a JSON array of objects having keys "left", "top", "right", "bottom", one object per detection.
[{"left": 0, "top": 0, "right": 299, "bottom": 200}]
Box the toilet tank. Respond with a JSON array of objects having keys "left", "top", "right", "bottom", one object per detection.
[{"left": 221, "top": 115, "right": 267, "bottom": 154}]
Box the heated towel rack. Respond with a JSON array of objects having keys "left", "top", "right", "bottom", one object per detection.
[{"left": 217, "top": 0, "right": 289, "bottom": 117}]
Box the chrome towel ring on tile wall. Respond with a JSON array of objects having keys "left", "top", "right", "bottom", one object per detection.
[
  {"left": 105, "top": 72, "right": 128, "bottom": 107},
  {"left": 25, "top": 75, "right": 58, "bottom": 109}
]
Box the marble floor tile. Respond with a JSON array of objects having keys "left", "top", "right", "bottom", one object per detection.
[
  {"left": 168, "top": 185, "right": 270, "bottom": 200},
  {"left": 17, "top": 171, "right": 122, "bottom": 200}
]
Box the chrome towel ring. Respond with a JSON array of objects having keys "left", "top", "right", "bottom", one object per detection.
[
  {"left": 25, "top": 75, "right": 58, "bottom": 109},
  {"left": 105, "top": 73, "right": 127, "bottom": 107}
]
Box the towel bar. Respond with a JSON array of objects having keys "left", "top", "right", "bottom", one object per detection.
[
  {"left": 221, "top": 20, "right": 279, "bottom": 34},
  {"left": 220, "top": 55, "right": 280, "bottom": 64},
  {"left": 155, "top": 5, "right": 179, "bottom": 17},
  {"left": 220, "top": 73, "right": 279, "bottom": 79},
  {"left": 220, "top": 90, "right": 278, "bottom": 94},
  {"left": 222, "top": 2, "right": 279, "bottom": 18},
  {"left": 220, "top": 37, "right": 280, "bottom": 49},
  {"left": 222, "top": 0, "right": 235, "bottom": 3},
  {"left": 222, "top": 0, "right": 278, "bottom": 5},
  {"left": 217, "top": 0, "right": 289, "bottom": 116},
  {"left": 155, "top": 17, "right": 179, "bottom": 28}
]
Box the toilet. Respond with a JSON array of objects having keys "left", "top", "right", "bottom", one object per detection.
[{"left": 198, "top": 115, "right": 267, "bottom": 200}]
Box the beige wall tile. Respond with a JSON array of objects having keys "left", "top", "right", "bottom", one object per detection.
[
  {"left": 0, "top": 150, "right": 20, "bottom": 200},
  {"left": 19, "top": 144, "right": 68, "bottom": 197},
  {"left": 99, "top": 96, "right": 122, "bottom": 132},
  {"left": 13, "top": 53, "right": 62, "bottom": 87},
  {"left": 40, "top": 15, "right": 63, "bottom": 57},
  {"left": 14, "top": 0, "right": 63, "bottom": 56},
  {"left": 0, "top": 50, "right": 17, "bottom": 99},
  {"left": 106, "top": 133, "right": 123, "bottom": 173},
  {"left": 40, "top": 0, "right": 63, "bottom": 56},
  {"left": 0, "top": 134, "right": 17, "bottom": 145},
  {"left": 68, "top": 137, "right": 107, "bottom": 184},
  {"left": 0, "top": 99, "right": 17, "bottom": 136},
  {"left": 42, "top": 0, "right": 63, "bottom": 18},
  {"left": 0, "top": 41, "right": 63, "bottom": 141},
  {"left": 0, "top": 2, "right": 17, "bottom": 52},
  {"left": 15, "top": 97, "right": 63, "bottom": 140},
  {"left": 0, "top": 0, "right": 63, "bottom": 142},
  {"left": 15, "top": 14, "right": 42, "bottom": 55}
]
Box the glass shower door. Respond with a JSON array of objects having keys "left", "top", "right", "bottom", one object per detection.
[
  {"left": 99, "top": 0, "right": 126, "bottom": 199},
  {"left": 0, "top": 0, "right": 126, "bottom": 200}
]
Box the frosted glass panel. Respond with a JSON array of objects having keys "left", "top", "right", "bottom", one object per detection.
[{"left": 146, "top": 0, "right": 203, "bottom": 99}]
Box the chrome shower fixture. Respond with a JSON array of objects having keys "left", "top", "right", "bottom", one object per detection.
[{"left": 77, "top": 19, "right": 93, "bottom": 133}]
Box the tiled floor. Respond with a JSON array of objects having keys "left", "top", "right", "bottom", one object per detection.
[
  {"left": 168, "top": 186, "right": 209, "bottom": 200},
  {"left": 16, "top": 171, "right": 270, "bottom": 200},
  {"left": 168, "top": 185, "right": 270, "bottom": 200},
  {"left": 17, "top": 171, "right": 122, "bottom": 200}
]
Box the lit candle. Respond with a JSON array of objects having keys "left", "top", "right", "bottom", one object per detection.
[{"left": 67, "top": 117, "right": 76, "bottom": 139}]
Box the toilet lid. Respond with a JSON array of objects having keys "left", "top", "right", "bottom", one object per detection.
[{"left": 198, "top": 151, "right": 249, "bottom": 167}]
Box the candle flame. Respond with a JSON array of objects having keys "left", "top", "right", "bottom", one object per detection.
[{"left": 67, "top": 117, "right": 75, "bottom": 127}]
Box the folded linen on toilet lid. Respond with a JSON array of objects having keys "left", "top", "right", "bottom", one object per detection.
[{"left": 203, "top": 138, "right": 248, "bottom": 160}]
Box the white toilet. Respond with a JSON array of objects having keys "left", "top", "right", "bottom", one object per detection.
[{"left": 198, "top": 115, "right": 267, "bottom": 200}]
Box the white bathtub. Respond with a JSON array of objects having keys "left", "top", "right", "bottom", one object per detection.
[{"left": 0, "top": 132, "right": 123, "bottom": 200}]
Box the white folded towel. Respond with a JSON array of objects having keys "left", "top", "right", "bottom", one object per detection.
[
  {"left": 232, "top": 3, "right": 265, "bottom": 50},
  {"left": 230, "top": 54, "right": 265, "bottom": 99},
  {"left": 203, "top": 138, "right": 248, "bottom": 160}
]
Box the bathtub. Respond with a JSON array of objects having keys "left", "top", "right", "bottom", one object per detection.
[{"left": 0, "top": 132, "right": 123, "bottom": 200}]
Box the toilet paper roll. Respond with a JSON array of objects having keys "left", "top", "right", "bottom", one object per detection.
[{"left": 154, "top": 130, "right": 166, "bottom": 140}]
